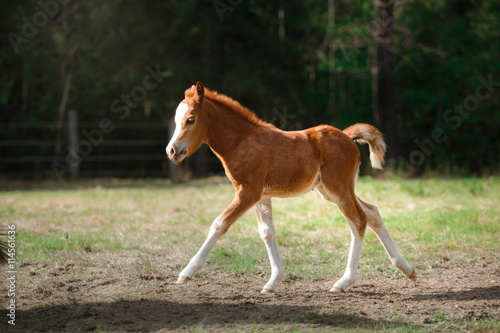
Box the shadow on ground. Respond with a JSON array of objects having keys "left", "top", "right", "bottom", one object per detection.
[
  {"left": 1, "top": 299, "right": 418, "bottom": 332},
  {"left": 412, "top": 285, "right": 500, "bottom": 302},
  {"left": 348, "top": 285, "right": 500, "bottom": 302}
]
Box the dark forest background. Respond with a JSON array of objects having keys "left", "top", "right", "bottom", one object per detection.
[{"left": 1, "top": 0, "right": 499, "bottom": 179}]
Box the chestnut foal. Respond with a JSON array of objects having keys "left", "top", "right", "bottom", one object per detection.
[{"left": 167, "top": 82, "right": 416, "bottom": 293}]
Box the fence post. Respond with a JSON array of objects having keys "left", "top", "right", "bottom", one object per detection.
[{"left": 68, "top": 110, "right": 79, "bottom": 178}]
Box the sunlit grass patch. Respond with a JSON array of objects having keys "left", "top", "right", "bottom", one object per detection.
[
  {"left": 1, "top": 176, "right": 498, "bottom": 279},
  {"left": 18, "top": 229, "right": 140, "bottom": 262}
]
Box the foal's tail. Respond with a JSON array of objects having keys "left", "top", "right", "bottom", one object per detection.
[{"left": 343, "top": 123, "right": 386, "bottom": 169}]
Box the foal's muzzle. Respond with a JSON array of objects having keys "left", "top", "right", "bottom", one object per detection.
[{"left": 166, "top": 144, "right": 187, "bottom": 162}]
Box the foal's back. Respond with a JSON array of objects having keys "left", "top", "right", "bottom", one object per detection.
[{"left": 261, "top": 125, "right": 360, "bottom": 198}]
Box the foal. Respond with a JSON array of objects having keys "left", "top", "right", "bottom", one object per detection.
[{"left": 167, "top": 82, "right": 416, "bottom": 293}]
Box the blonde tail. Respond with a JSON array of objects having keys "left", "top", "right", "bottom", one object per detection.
[{"left": 343, "top": 123, "right": 387, "bottom": 169}]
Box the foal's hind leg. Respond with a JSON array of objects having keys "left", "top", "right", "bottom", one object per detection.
[
  {"left": 254, "top": 197, "right": 284, "bottom": 293},
  {"left": 357, "top": 197, "right": 416, "bottom": 282},
  {"left": 332, "top": 199, "right": 368, "bottom": 292},
  {"left": 318, "top": 186, "right": 367, "bottom": 292}
]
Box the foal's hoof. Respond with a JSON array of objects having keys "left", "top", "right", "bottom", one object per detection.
[
  {"left": 329, "top": 286, "right": 344, "bottom": 293},
  {"left": 176, "top": 276, "right": 191, "bottom": 284},
  {"left": 407, "top": 269, "right": 417, "bottom": 282},
  {"left": 261, "top": 288, "right": 275, "bottom": 294}
]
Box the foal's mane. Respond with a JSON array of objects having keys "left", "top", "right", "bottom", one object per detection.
[{"left": 185, "top": 86, "right": 274, "bottom": 128}]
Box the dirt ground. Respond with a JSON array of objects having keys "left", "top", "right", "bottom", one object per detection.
[{"left": 1, "top": 251, "right": 499, "bottom": 332}]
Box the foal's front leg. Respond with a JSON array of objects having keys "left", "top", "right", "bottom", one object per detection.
[
  {"left": 176, "top": 188, "right": 260, "bottom": 284},
  {"left": 254, "top": 197, "right": 284, "bottom": 293}
]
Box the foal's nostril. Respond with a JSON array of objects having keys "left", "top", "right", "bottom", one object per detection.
[{"left": 169, "top": 147, "right": 176, "bottom": 157}]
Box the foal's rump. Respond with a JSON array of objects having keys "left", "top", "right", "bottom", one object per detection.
[
  {"left": 308, "top": 123, "right": 386, "bottom": 172},
  {"left": 289, "top": 123, "right": 387, "bottom": 195},
  {"left": 262, "top": 124, "right": 374, "bottom": 198}
]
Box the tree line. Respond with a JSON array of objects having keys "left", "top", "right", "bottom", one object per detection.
[{"left": 1, "top": 0, "right": 499, "bottom": 178}]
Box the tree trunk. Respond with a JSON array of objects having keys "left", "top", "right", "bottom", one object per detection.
[
  {"left": 370, "top": 42, "right": 380, "bottom": 125},
  {"left": 328, "top": 0, "right": 335, "bottom": 115},
  {"left": 375, "top": 0, "right": 398, "bottom": 160},
  {"left": 67, "top": 110, "right": 79, "bottom": 178},
  {"left": 55, "top": 70, "right": 73, "bottom": 155},
  {"left": 54, "top": 6, "right": 80, "bottom": 156},
  {"left": 278, "top": 3, "right": 285, "bottom": 42}
]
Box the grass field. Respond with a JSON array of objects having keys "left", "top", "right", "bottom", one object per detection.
[{"left": 0, "top": 176, "right": 499, "bottom": 332}]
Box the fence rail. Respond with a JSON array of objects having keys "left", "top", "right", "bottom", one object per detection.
[
  {"left": 1, "top": 154, "right": 168, "bottom": 163},
  {"left": 0, "top": 111, "right": 219, "bottom": 180},
  {"left": 0, "top": 140, "right": 166, "bottom": 147},
  {"left": 0, "top": 122, "right": 168, "bottom": 129}
]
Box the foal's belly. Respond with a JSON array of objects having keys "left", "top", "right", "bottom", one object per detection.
[
  {"left": 261, "top": 131, "right": 321, "bottom": 198},
  {"left": 263, "top": 170, "right": 321, "bottom": 198}
]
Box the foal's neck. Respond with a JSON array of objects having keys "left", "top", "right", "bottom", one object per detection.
[{"left": 203, "top": 99, "right": 267, "bottom": 159}]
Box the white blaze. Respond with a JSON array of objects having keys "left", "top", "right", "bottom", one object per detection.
[{"left": 166, "top": 103, "right": 189, "bottom": 154}]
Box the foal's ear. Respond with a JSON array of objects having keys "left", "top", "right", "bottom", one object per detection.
[{"left": 195, "top": 81, "right": 205, "bottom": 103}]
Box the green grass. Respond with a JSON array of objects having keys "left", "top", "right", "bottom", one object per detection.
[{"left": 2, "top": 176, "right": 499, "bottom": 277}]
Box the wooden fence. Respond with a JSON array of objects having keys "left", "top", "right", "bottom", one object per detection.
[{"left": 0, "top": 110, "right": 220, "bottom": 180}]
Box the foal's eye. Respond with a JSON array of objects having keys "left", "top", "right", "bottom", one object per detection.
[{"left": 186, "top": 117, "right": 195, "bottom": 125}]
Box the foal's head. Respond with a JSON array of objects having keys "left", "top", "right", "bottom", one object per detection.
[{"left": 166, "top": 82, "right": 207, "bottom": 163}]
